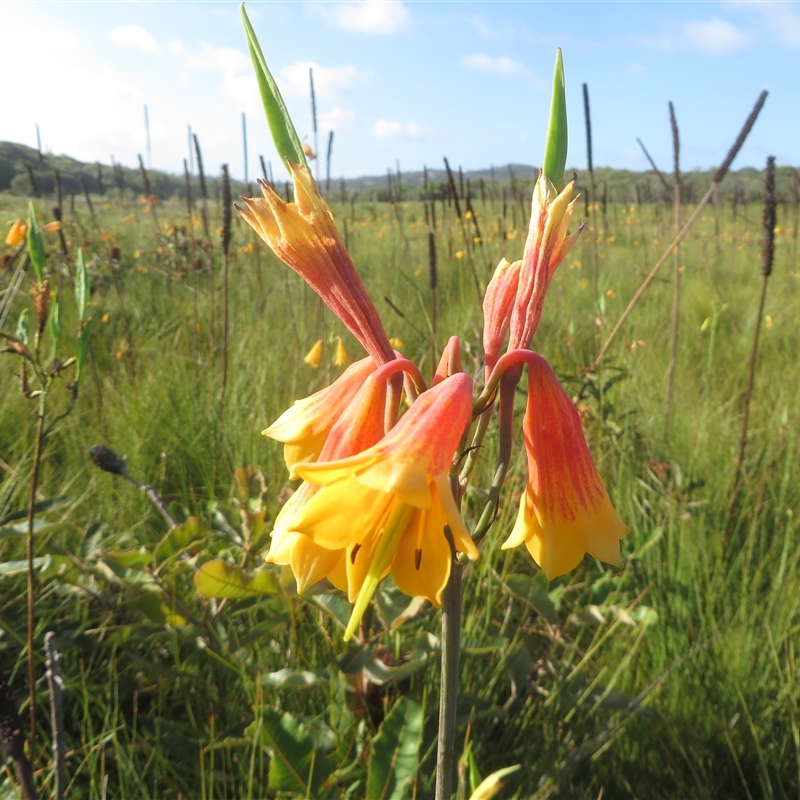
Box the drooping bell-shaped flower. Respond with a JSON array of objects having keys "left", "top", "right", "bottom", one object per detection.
[
  {"left": 237, "top": 163, "right": 395, "bottom": 365},
  {"left": 265, "top": 358, "right": 418, "bottom": 597},
  {"left": 287, "top": 373, "right": 479, "bottom": 639},
  {"left": 263, "top": 355, "right": 377, "bottom": 477},
  {"left": 5, "top": 219, "right": 27, "bottom": 248},
  {"left": 507, "top": 173, "right": 582, "bottom": 352},
  {"left": 501, "top": 354, "right": 627, "bottom": 579}
]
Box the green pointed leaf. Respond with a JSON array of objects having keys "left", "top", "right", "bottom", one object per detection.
[
  {"left": 542, "top": 48, "right": 567, "bottom": 189},
  {"left": 240, "top": 3, "right": 307, "bottom": 172},
  {"left": 194, "top": 559, "right": 280, "bottom": 599},
  {"left": 75, "top": 325, "right": 89, "bottom": 382},
  {"left": 134, "top": 592, "right": 187, "bottom": 627},
  {"left": 26, "top": 202, "right": 45, "bottom": 283},
  {"left": 154, "top": 516, "right": 204, "bottom": 565},
  {"left": 247, "top": 708, "right": 332, "bottom": 798},
  {"left": 366, "top": 696, "right": 423, "bottom": 800},
  {"left": 15, "top": 309, "right": 30, "bottom": 347},
  {"left": 261, "top": 668, "right": 329, "bottom": 689},
  {"left": 75, "top": 248, "right": 88, "bottom": 321},
  {"left": 49, "top": 289, "right": 61, "bottom": 342}
]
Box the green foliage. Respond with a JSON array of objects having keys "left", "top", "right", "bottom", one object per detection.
[
  {"left": 240, "top": 4, "right": 307, "bottom": 173},
  {"left": 366, "top": 696, "right": 423, "bottom": 800},
  {"left": 542, "top": 49, "right": 568, "bottom": 189},
  {"left": 1, "top": 162, "right": 799, "bottom": 798},
  {"left": 26, "top": 200, "right": 45, "bottom": 282}
]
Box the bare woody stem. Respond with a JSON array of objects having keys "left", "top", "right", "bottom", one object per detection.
[{"left": 589, "top": 90, "right": 768, "bottom": 373}]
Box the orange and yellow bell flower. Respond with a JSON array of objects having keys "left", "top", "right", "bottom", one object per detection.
[
  {"left": 263, "top": 355, "right": 377, "bottom": 476},
  {"left": 500, "top": 353, "right": 627, "bottom": 579},
  {"left": 237, "top": 163, "right": 395, "bottom": 365},
  {"left": 284, "top": 373, "right": 479, "bottom": 639},
  {"left": 507, "top": 173, "right": 582, "bottom": 351},
  {"left": 265, "top": 358, "right": 422, "bottom": 597},
  {"left": 5, "top": 219, "right": 27, "bottom": 248}
]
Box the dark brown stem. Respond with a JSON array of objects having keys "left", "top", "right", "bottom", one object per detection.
[
  {"left": 728, "top": 155, "right": 776, "bottom": 513},
  {"left": 0, "top": 680, "right": 36, "bottom": 799}
]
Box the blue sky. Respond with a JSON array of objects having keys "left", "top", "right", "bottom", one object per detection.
[{"left": 1, "top": 2, "right": 797, "bottom": 181}]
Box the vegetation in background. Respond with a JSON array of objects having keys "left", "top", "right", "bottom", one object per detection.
[{"left": 1, "top": 152, "right": 799, "bottom": 797}]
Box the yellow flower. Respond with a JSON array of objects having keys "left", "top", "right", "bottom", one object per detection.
[
  {"left": 237, "top": 163, "right": 394, "bottom": 364},
  {"left": 40, "top": 221, "right": 61, "bottom": 233},
  {"left": 303, "top": 339, "right": 323, "bottom": 367},
  {"left": 284, "top": 374, "right": 479, "bottom": 639},
  {"left": 264, "top": 356, "right": 377, "bottom": 476},
  {"left": 333, "top": 336, "right": 349, "bottom": 367},
  {"left": 5, "top": 220, "right": 27, "bottom": 247},
  {"left": 501, "top": 354, "right": 627, "bottom": 579},
  {"left": 389, "top": 337, "right": 404, "bottom": 350}
]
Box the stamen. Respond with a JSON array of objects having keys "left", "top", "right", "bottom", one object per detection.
[
  {"left": 350, "top": 543, "right": 361, "bottom": 564},
  {"left": 415, "top": 548, "right": 422, "bottom": 570}
]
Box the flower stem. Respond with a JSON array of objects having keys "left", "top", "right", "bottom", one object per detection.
[{"left": 435, "top": 561, "right": 462, "bottom": 800}]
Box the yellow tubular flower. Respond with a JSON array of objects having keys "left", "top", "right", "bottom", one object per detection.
[
  {"left": 266, "top": 358, "right": 413, "bottom": 595},
  {"left": 333, "top": 336, "right": 349, "bottom": 367},
  {"left": 5, "top": 220, "right": 27, "bottom": 247},
  {"left": 263, "top": 355, "right": 377, "bottom": 476},
  {"left": 501, "top": 353, "right": 628, "bottom": 579},
  {"left": 289, "top": 373, "right": 479, "bottom": 640},
  {"left": 508, "top": 173, "right": 583, "bottom": 351},
  {"left": 237, "top": 163, "right": 395, "bottom": 364},
  {"left": 303, "top": 339, "right": 323, "bottom": 367}
]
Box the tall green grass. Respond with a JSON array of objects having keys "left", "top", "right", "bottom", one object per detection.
[{"left": 1, "top": 179, "right": 799, "bottom": 798}]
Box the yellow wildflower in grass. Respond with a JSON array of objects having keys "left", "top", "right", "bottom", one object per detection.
[
  {"left": 333, "top": 336, "right": 349, "bottom": 367},
  {"left": 5, "top": 220, "right": 27, "bottom": 247},
  {"left": 501, "top": 354, "right": 627, "bottom": 579},
  {"left": 389, "top": 337, "right": 404, "bottom": 350},
  {"left": 303, "top": 339, "right": 323, "bottom": 367},
  {"left": 238, "top": 163, "right": 394, "bottom": 364},
  {"left": 287, "top": 373, "right": 479, "bottom": 639}
]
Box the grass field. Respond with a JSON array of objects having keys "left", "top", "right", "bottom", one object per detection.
[{"left": 1, "top": 170, "right": 799, "bottom": 799}]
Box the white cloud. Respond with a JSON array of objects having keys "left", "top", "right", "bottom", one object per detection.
[
  {"left": 108, "top": 24, "right": 161, "bottom": 55},
  {"left": 460, "top": 54, "right": 541, "bottom": 83},
  {"left": 683, "top": 17, "right": 749, "bottom": 54},
  {"left": 323, "top": 1, "right": 410, "bottom": 35},
  {"left": 319, "top": 107, "right": 356, "bottom": 132},
  {"left": 373, "top": 119, "right": 430, "bottom": 139},
  {"left": 278, "top": 61, "right": 367, "bottom": 101},
  {"left": 462, "top": 14, "right": 502, "bottom": 39},
  {"left": 732, "top": 1, "right": 800, "bottom": 45}
]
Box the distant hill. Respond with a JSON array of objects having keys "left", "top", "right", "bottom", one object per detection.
[{"left": 0, "top": 140, "right": 794, "bottom": 206}]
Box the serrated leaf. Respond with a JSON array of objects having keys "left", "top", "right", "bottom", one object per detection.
[
  {"left": 240, "top": 4, "right": 306, "bottom": 172},
  {"left": 195, "top": 559, "right": 280, "bottom": 599},
  {"left": 26, "top": 202, "right": 45, "bottom": 283},
  {"left": 366, "top": 696, "right": 423, "bottom": 800},
  {"left": 542, "top": 48, "right": 567, "bottom": 189},
  {"left": 247, "top": 708, "right": 332, "bottom": 798}
]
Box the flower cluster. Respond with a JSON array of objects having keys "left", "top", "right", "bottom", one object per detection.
[{"left": 237, "top": 160, "right": 626, "bottom": 637}]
